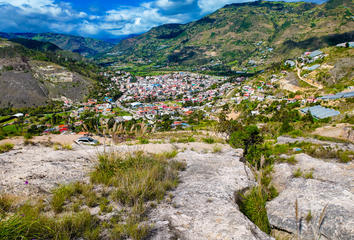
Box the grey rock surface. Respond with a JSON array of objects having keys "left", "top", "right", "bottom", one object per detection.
[
  {"left": 149, "top": 149, "right": 273, "bottom": 240},
  {"left": 267, "top": 178, "right": 354, "bottom": 240},
  {"left": 270, "top": 163, "right": 292, "bottom": 192},
  {"left": 277, "top": 136, "right": 354, "bottom": 151},
  {"left": 268, "top": 153, "right": 354, "bottom": 239}
]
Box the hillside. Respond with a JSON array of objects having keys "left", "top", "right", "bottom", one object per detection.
[
  {"left": 103, "top": 0, "right": 354, "bottom": 70},
  {"left": 0, "top": 39, "right": 99, "bottom": 108},
  {"left": 0, "top": 32, "right": 114, "bottom": 58}
]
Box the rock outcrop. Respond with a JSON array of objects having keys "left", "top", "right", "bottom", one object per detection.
[
  {"left": 268, "top": 153, "right": 354, "bottom": 239},
  {"left": 277, "top": 136, "right": 354, "bottom": 151},
  {"left": 149, "top": 149, "right": 273, "bottom": 240},
  {"left": 341, "top": 127, "right": 354, "bottom": 142},
  {"left": 0, "top": 142, "right": 273, "bottom": 239}
]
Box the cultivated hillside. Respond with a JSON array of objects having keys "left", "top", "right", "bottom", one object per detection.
[
  {"left": 105, "top": 0, "right": 354, "bottom": 69},
  {"left": 0, "top": 32, "right": 114, "bottom": 58}
]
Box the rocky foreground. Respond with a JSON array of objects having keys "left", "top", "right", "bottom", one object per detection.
[{"left": 1, "top": 140, "right": 354, "bottom": 239}]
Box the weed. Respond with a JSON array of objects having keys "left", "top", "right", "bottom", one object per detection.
[
  {"left": 0, "top": 193, "right": 17, "bottom": 215},
  {"left": 62, "top": 143, "right": 73, "bottom": 150},
  {"left": 202, "top": 137, "right": 215, "bottom": 144},
  {"left": 138, "top": 137, "right": 150, "bottom": 144},
  {"left": 23, "top": 133, "right": 33, "bottom": 139},
  {"left": 125, "top": 216, "right": 151, "bottom": 240},
  {"left": 53, "top": 143, "right": 60, "bottom": 151},
  {"left": 91, "top": 151, "right": 185, "bottom": 207},
  {"left": 305, "top": 170, "right": 314, "bottom": 179},
  {"left": 99, "top": 197, "right": 109, "bottom": 212},
  {"left": 306, "top": 210, "right": 312, "bottom": 223},
  {"left": 24, "top": 139, "right": 35, "bottom": 146},
  {"left": 212, "top": 144, "right": 222, "bottom": 153},
  {"left": 277, "top": 155, "right": 298, "bottom": 165},
  {"left": 72, "top": 201, "right": 81, "bottom": 212},
  {"left": 84, "top": 227, "right": 101, "bottom": 240},
  {"left": 294, "top": 168, "right": 302, "bottom": 178},
  {"left": 162, "top": 150, "right": 178, "bottom": 159}
]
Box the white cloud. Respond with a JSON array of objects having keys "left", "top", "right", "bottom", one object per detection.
[{"left": 0, "top": 0, "right": 321, "bottom": 38}]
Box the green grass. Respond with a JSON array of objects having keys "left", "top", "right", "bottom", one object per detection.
[
  {"left": 0, "top": 201, "right": 98, "bottom": 240},
  {"left": 3, "top": 125, "right": 18, "bottom": 132},
  {"left": 112, "top": 107, "right": 122, "bottom": 112},
  {"left": 294, "top": 168, "right": 302, "bottom": 177}
]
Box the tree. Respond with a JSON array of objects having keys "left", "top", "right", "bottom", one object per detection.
[
  {"left": 229, "top": 125, "right": 263, "bottom": 155},
  {"left": 279, "top": 120, "right": 293, "bottom": 135},
  {"left": 346, "top": 42, "right": 350, "bottom": 48},
  {"left": 301, "top": 110, "right": 314, "bottom": 123}
]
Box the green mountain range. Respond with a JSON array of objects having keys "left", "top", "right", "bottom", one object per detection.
[
  {"left": 104, "top": 0, "right": 354, "bottom": 70},
  {"left": 0, "top": 32, "right": 114, "bottom": 58}
]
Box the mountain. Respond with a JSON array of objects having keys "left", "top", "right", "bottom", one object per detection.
[
  {"left": 0, "top": 39, "right": 100, "bottom": 108},
  {"left": 8, "top": 38, "right": 61, "bottom": 52},
  {"left": 103, "top": 34, "right": 141, "bottom": 44},
  {"left": 0, "top": 32, "right": 114, "bottom": 58},
  {"left": 104, "top": 0, "right": 354, "bottom": 69}
]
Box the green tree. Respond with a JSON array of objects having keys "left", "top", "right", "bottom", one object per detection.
[{"left": 229, "top": 125, "right": 263, "bottom": 155}]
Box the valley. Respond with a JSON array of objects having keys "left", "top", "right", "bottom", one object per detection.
[{"left": 2, "top": 0, "right": 354, "bottom": 239}]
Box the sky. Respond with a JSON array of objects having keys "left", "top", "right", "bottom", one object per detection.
[{"left": 0, "top": 0, "right": 324, "bottom": 40}]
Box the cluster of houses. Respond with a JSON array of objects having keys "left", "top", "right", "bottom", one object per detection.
[{"left": 107, "top": 72, "right": 236, "bottom": 103}]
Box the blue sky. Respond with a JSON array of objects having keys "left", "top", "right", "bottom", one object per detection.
[{"left": 0, "top": 0, "right": 324, "bottom": 39}]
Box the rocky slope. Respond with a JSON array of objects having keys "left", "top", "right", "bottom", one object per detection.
[{"left": 0, "top": 141, "right": 272, "bottom": 239}]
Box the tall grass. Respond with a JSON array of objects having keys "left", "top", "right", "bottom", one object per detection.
[
  {"left": 239, "top": 187, "right": 271, "bottom": 234},
  {"left": 91, "top": 151, "right": 185, "bottom": 207},
  {"left": 0, "top": 199, "right": 98, "bottom": 240}
]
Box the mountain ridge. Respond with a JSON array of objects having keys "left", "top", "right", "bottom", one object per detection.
[
  {"left": 0, "top": 32, "right": 114, "bottom": 58},
  {"left": 102, "top": 0, "right": 354, "bottom": 70}
]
